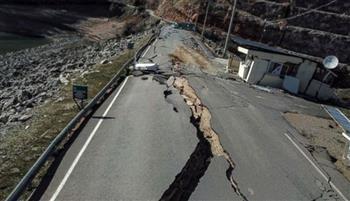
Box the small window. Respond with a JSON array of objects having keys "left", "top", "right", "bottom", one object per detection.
[{"left": 267, "top": 62, "right": 298, "bottom": 77}]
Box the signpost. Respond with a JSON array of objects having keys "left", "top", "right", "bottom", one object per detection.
[{"left": 73, "top": 84, "right": 88, "bottom": 110}]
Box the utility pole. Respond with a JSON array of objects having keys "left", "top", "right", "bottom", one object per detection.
[
  {"left": 223, "top": 0, "right": 237, "bottom": 58},
  {"left": 194, "top": 5, "right": 200, "bottom": 32},
  {"left": 194, "top": 15, "right": 199, "bottom": 32},
  {"left": 201, "top": 0, "right": 210, "bottom": 40}
]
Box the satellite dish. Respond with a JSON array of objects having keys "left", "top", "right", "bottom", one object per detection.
[{"left": 323, "top": 55, "right": 339, "bottom": 69}]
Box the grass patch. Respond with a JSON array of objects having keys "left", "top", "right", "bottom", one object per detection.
[{"left": 0, "top": 36, "right": 150, "bottom": 200}]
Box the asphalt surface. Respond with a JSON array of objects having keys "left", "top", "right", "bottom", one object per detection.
[
  {"left": 40, "top": 75, "right": 200, "bottom": 200},
  {"left": 38, "top": 25, "right": 350, "bottom": 201},
  {"left": 188, "top": 75, "right": 350, "bottom": 200}
]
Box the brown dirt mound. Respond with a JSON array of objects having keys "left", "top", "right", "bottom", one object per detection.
[{"left": 170, "top": 46, "right": 212, "bottom": 70}]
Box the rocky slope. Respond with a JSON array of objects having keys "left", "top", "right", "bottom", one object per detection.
[
  {"left": 0, "top": 2, "right": 159, "bottom": 136},
  {"left": 0, "top": 33, "right": 146, "bottom": 136},
  {"left": 151, "top": 0, "right": 350, "bottom": 67}
]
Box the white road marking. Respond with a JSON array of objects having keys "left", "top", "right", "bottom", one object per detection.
[
  {"left": 49, "top": 77, "right": 130, "bottom": 201},
  {"left": 141, "top": 39, "right": 158, "bottom": 58},
  {"left": 284, "top": 133, "right": 349, "bottom": 201}
]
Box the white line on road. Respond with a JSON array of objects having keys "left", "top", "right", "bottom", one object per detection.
[
  {"left": 284, "top": 133, "right": 349, "bottom": 201},
  {"left": 49, "top": 76, "right": 130, "bottom": 201},
  {"left": 141, "top": 39, "right": 158, "bottom": 58}
]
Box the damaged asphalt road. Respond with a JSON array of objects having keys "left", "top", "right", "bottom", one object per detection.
[
  {"left": 39, "top": 74, "right": 239, "bottom": 200},
  {"left": 185, "top": 74, "right": 350, "bottom": 200},
  {"left": 36, "top": 25, "right": 350, "bottom": 201},
  {"left": 161, "top": 77, "right": 248, "bottom": 201},
  {"left": 38, "top": 26, "right": 239, "bottom": 201}
]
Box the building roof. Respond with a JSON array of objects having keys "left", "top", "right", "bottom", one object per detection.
[
  {"left": 238, "top": 46, "right": 303, "bottom": 64},
  {"left": 231, "top": 35, "right": 348, "bottom": 69}
]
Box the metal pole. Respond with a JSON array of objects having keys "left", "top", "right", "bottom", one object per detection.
[
  {"left": 343, "top": 132, "right": 350, "bottom": 166},
  {"left": 223, "top": 0, "right": 237, "bottom": 58},
  {"left": 201, "top": 0, "right": 210, "bottom": 40}
]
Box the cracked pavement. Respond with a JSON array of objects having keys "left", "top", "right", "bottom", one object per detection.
[{"left": 36, "top": 25, "right": 350, "bottom": 200}]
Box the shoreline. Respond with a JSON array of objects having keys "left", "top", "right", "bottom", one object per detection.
[{"left": 0, "top": 32, "right": 51, "bottom": 55}]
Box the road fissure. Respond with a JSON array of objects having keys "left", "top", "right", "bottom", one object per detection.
[{"left": 159, "top": 76, "right": 248, "bottom": 201}]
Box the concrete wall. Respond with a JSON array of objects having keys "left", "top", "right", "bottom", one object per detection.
[
  {"left": 259, "top": 74, "right": 283, "bottom": 88},
  {"left": 306, "top": 79, "right": 335, "bottom": 100},
  {"left": 246, "top": 59, "right": 269, "bottom": 83},
  {"left": 296, "top": 60, "right": 317, "bottom": 93},
  {"left": 238, "top": 61, "right": 249, "bottom": 80},
  {"left": 283, "top": 76, "right": 300, "bottom": 94}
]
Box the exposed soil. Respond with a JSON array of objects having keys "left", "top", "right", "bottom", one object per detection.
[
  {"left": 283, "top": 112, "right": 350, "bottom": 182},
  {"left": 171, "top": 46, "right": 210, "bottom": 69}
]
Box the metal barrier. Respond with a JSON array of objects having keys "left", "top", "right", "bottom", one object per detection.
[{"left": 6, "top": 33, "right": 157, "bottom": 201}]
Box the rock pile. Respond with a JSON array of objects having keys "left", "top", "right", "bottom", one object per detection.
[{"left": 0, "top": 31, "right": 148, "bottom": 136}]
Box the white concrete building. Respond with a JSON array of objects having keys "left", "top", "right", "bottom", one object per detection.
[{"left": 236, "top": 45, "right": 337, "bottom": 100}]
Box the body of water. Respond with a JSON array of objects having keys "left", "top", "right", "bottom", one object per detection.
[{"left": 0, "top": 32, "right": 49, "bottom": 55}]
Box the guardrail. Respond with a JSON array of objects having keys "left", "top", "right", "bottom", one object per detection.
[{"left": 6, "top": 32, "right": 158, "bottom": 201}]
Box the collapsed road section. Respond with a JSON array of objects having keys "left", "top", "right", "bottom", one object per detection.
[{"left": 160, "top": 76, "right": 248, "bottom": 201}]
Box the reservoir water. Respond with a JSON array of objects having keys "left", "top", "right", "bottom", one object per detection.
[{"left": 0, "top": 32, "right": 49, "bottom": 55}]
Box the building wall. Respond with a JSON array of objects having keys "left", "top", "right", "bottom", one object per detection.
[
  {"left": 296, "top": 60, "right": 317, "bottom": 93},
  {"left": 246, "top": 59, "right": 269, "bottom": 83},
  {"left": 259, "top": 74, "right": 283, "bottom": 88},
  {"left": 306, "top": 79, "right": 335, "bottom": 100}
]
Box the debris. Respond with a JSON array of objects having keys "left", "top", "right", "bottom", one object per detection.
[
  {"left": 166, "top": 76, "right": 175, "bottom": 88},
  {"left": 132, "top": 70, "right": 144, "bottom": 77},
  {"left": 18, "top": 114, "right": 32, "bottom": 122},
  {"left": 251, "top": 85, "right": 272, "bottom": 93},
  {"left": 100, "top": 59, "right": 110, "bottom": 64},
  {"left": 170, "top": 46, "right": 212, "bottom": 71},
  {"left": 132, "top": 63, "right": 159, "bottom": 71},
  {"left": 10, "top": 168, "right": 20, "bottom": 174},
  {"left": 59, "top": 74, "right": 69, "bottom": 85},
  {"left": 284, "top": 112, "right": 350, "bottom": 181},
  {"left": 152, "top": 75, "right": 168, "bottom": 85}
]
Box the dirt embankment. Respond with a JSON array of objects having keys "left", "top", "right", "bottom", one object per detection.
[
  {"left": 284, "top": 112, "right": 350, "bottom": 182},
  {"left": 170, "top": 46, "right": 211, "bottom": 70}
]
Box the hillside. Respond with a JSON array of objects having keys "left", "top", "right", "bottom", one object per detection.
[
  {"left": 0, "top": 0, "right": 109, "bottom": 3},
  {"left": 1, "top": 0, "right": 349, "bottom": 93},
  {"left": 150, "top": 0, "right": 350, "bottom": 65},
  {"left": 140, "top": 0, "right": 349, "bottom": 96}
]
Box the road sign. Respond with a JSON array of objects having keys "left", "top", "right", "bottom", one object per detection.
[
  {"left": 73, "top": 84, "right": 88, "bottom": 110},
  {"left": 73, "top": 85, "right": 88, "bottom": 100}
]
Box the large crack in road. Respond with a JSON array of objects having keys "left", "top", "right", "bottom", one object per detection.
[{"left": 160, "top": 76, "right": 248, "bottom": 201}]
